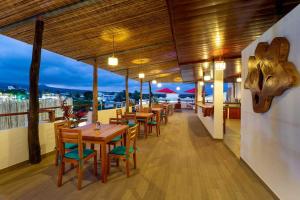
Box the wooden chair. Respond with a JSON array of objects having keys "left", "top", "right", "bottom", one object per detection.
[
  {"left": 107, "top": 125, "right": 138, "bottom": 177},
  {"left": 108, "top": 118, "right": 124, "bottom": 152},
  {"left": 123, "top": 112, "right": 138, "bottom": 127},
  {"left": 57, "top": 128, "right": 97, "bottom": 190},
  {"left": 148, "top": 111, "right": 161, "bottom": 136},
  {"left": 54, "top": 121, "right": 77, "bottom": 166},
  {"left": 161, "top": 107, "right": 169, "bottom": 124},
  {"left": 116, "top": 108, "right": 123, "bottom": 120}
]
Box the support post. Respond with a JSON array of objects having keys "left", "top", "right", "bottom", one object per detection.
[
  {"left": 125, "top": 69, "right": 129, "bottom": 112},
  {"left": 213, "top": 64, "right": 224, "bottom": 139},
  {"left": 28, "top": 18, "right": 44, "bottom": 164},
  {"left": 195, "top": 82, "right": 198, "bottom": 113},
  {"left": 140, "top": 79, "right": 143, "bottom": 110},
  {"left": 92, "top": 58, "right": 98, "bottom": 123},
  {"left": 148, "top": 81, "right": 152, "bottom": 108}
]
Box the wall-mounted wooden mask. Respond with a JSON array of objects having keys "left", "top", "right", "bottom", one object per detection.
[{"left": 244, "top": 37, "right": 298, "bottom": 113}]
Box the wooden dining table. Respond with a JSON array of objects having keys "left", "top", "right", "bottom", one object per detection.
[
  {"left": 75, "top": 123, "right": 128, "bottom": 183},
  {"left": 135, "top": 112, "right": 153, "bottom": 138}
]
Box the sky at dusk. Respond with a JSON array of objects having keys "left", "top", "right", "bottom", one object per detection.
[{"left": 0, "top": 35, "right": 194, "bottom": 93}]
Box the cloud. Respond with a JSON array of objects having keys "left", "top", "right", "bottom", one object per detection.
[{"left": 0, "top": 35, "right": 194, "bottom": 93}]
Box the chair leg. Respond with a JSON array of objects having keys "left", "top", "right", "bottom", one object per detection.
[
  {"left": 126, "top": 159, "right": 130, "bottom": 177},
  {"left": 57, "top": 161, "right": 64, "bottom": 187},
  {"left": 55, "top": 149, "right": 59, "bottom": 166},
  {"left": 77, "top": 165, "right": 82, "bottom": 190},
  {"left": 133, "top": 153, "right": 137, "bottom": 169},
  {"left": 116, "top": 157, "right": 120, "bottom": 167},
  {"left": 156, "top": 125, "right": 159, "bottom": 136},
  {"left": 107, "top": 155, "right": 111, "bottom": 175},
  {"left": 94, "top": 154, "right": 98, "bottom": 176}
]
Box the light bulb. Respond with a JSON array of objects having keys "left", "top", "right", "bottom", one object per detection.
[
  {"left": 108, "top": 56, "right": 118, "bottom": 66},
  {"left": 138, "top": 73, "right": 145, "bottom": 79},
  {"left": 215, "top": 61, "right": 226, "bottom": 70}
]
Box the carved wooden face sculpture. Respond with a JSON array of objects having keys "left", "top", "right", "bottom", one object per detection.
[{"left": 244, "top": 37, "right": 298, "bottom": 113}]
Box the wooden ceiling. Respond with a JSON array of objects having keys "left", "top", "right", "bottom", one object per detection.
[{"left": 0, "top": 0, "right": 299, "bottom": 83}]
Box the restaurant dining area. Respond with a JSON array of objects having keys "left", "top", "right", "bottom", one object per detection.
[{"left": 1, "top": 0, "right": 300, "bottom": 200}]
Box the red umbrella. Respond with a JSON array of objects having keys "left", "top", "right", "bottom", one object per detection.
[
  {"left": 156, "top": 88, "right": 177, "bottom": 94},
  {"left": 184, "top": 88, "right": 195, "bottom": 93}
]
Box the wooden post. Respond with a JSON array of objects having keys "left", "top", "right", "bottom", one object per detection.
[
  {"left": 148, "top": 81, "right": 152, "bottom": 108},
  {"left": 202, "top": 84, "right": 206, "bottom": 103},
  {"left": 195, "top": 82, "right": 198, "bottom": 113},
  {"left": 28, "top": 18, "right": 44, "bottom": 164},
  {"left": 140, "top": 79, "right": 143, "bottom": 110},
  {"left": 92, "top": 58, "right": 98, "bottom": 123},
  {"left": 125, "top": 69, "right": 129, "bottom": 112}
]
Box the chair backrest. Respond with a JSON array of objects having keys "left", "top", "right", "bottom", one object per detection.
[
  {"left": 124, "top": 112, "right": 137, "bottom": 124},
  {"left": 126, "top": 125, "right": 138, "bottom": 154},
  {"left": 59, "top": 128, "right": 84, "bottom": 159},
  {"left": 54, "top": 121, "right": 71, "bottom": 149},
  {"left": 109, "top": 117, "right": 122, "bottom": 124},
  {"left": 116, "top": 109, "right": 123, "bottom": 119}
]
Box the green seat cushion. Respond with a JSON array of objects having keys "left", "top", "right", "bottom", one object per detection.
[
  {"left": 64, "top": 143, "right": 78, "bottom": 149},
  {"left": 128, "top": 122, "right": 136, "bottom": 127},
  {"left": 111, "top": 135, "right": 122, "bottom": 142},
  {"left": 148, "top": 121, "right": 157, "bottom": 125},
  {"left": 64, "top": 149, "right": 94, "bottom": 160},
  {"left": 110, "top": 146, "right": 134, "bottom": 155}
]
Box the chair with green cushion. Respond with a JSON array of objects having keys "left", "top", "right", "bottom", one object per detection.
[
  {"left": 124, "top": 112, "right": 139, "bottom": 134},
  {"left": 54, "top": 121, "right": 78, "bottom": 166},
  {"left": 107, "top": 125, "right": 138, "bottom": 177},
  {"left": 57, "top": 128, "right": 97, "bottom": 190},
  {"left": 108, "top": 118, "right": 125, "bottom": 152},
  {"left": 148, "top": 111, "right": 161, "bottom": 136}
]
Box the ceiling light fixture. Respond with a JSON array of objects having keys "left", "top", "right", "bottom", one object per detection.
[
  {"left": 108, "top": 34, "right": 118, "bottom": 66},
  {"left": 176, "top": 86, "right": 180, "bottom": 91},
  {"left": 138, "top": 73, "right": 145, "bottom": 79},
  {"left": 236, "top": 77, "right": 242, "bottom": 83},
  {"left": 152, "top": 80, "right": 157, "bottom": 84},
  {"left": 204, "top": 75, "right": 211, "bottom": 81},
  {"left": 157, "top": 83, "right": 162, "bottom": 88},
  {"left": 215, "top": 60, "right": 226, "bottom": 70}
]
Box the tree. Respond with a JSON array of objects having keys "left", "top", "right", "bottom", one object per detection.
[
  {"left": 114, "top": 90, "right": 126, "bottom": 102},
  {"left": 84, "top": 91, "right": 93, "bottom": 100},
  {"left": 130, "top": 90, "right": 140, "bottom": 104}
]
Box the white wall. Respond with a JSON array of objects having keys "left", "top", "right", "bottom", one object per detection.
[
  {"left": 241, "top": 5, "right": 300, "bottom": 200},
  {"left": 0, "top": 122, "right": 56, "bottom": 170}
]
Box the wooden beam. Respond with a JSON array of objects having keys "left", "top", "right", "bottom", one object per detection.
[
  {"left": 125, "top": 69, "right": 129, "bottom": 112},
  {"left": 140, "top": 79, "right": 143, "bottom": 110},
  {"left": 0, "top": 0, "right": 99, "bottom": 32},
  {"left": 28, "top": 18, "right": 44, "bottom": 164},
  {"left": 179, "top": 55, "right": 241, "bottom": 66},
  {"left": 78, "top": 40, "right": 173, "bottom": 61},
  {"left": 148, "top": 81, "right": 152, "bottom": 108},
  {"left": 92, "top": 58, "right": 98, "bottom": 123}
]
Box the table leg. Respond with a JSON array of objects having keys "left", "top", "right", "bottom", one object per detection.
[
  {"left": 101, "top": 143, "right": 107, "bottom": 183},
  {"left": 144, "top": 118, "right": 148, "bottom": 138}
]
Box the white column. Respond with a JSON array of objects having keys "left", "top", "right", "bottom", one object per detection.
[{"left": 213, "top": 69, "right": 224, "bottom": 139}]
